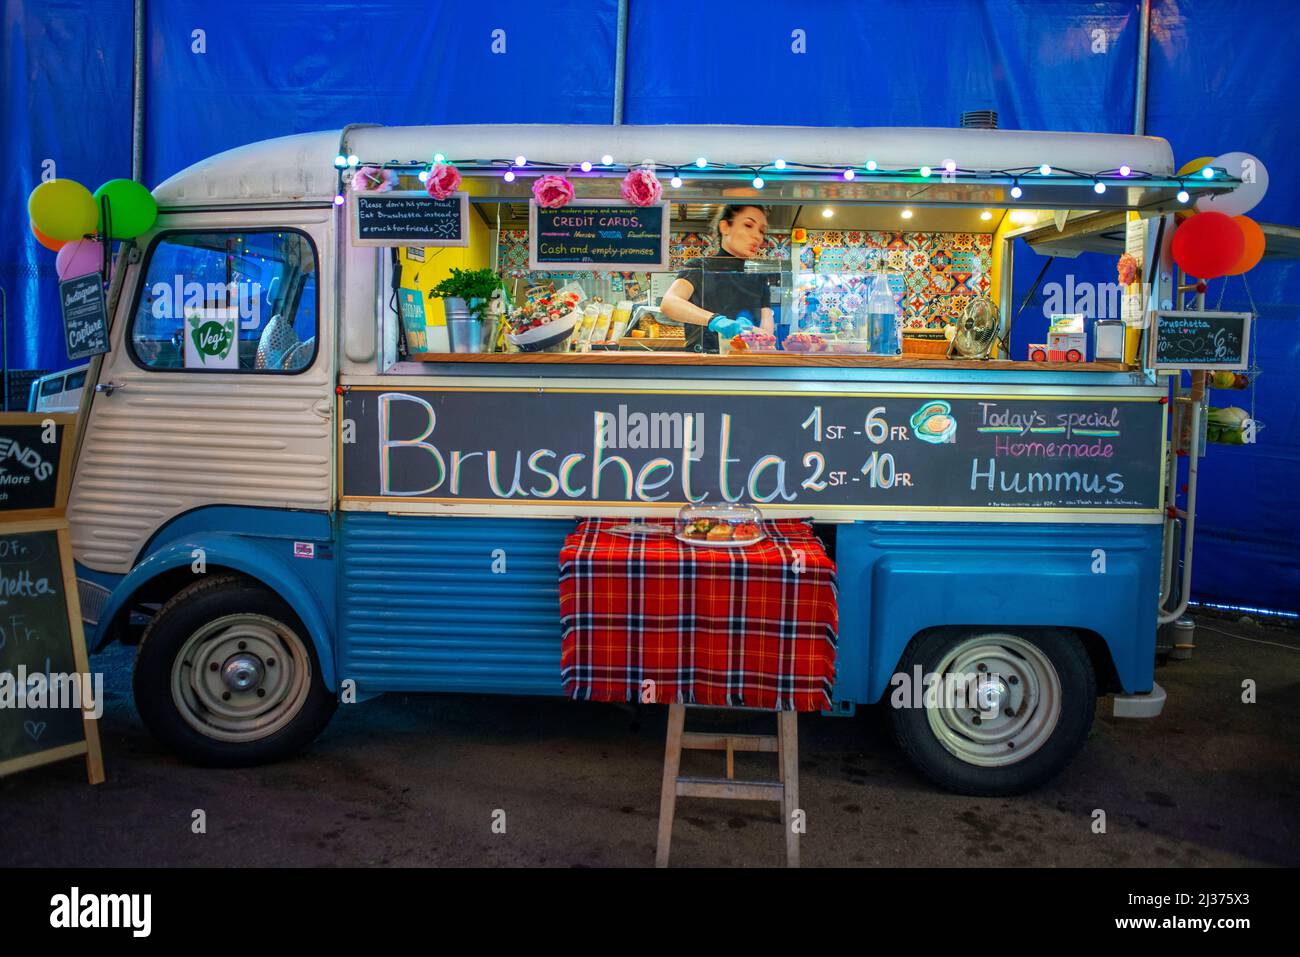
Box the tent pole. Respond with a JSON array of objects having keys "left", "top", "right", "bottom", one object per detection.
[
  {"left": 132, "top": 0, "right": 146, "bottom": 180},
  {"left": 1133, "top": 0, "right": 1151, "bottom": 135},
  {"left": 613, "top": 0, "right": 628, "bottom": 125}
]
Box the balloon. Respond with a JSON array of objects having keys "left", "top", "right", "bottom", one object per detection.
[
  {"left": 1171, "top": 211, "right": 1245, "bottom": 280},
  {"left": 1225, "top": 216, "right": 1265, "bottom": 275},
  {"left": 93, "top": 178, "right": 158, "bottom": 238},
  {"left": 1196, "top": 151, "right": 1268, "bottom": 218},
  {"left": 28, "top": 179, "right": 98, "bottom": 241},
  {"left": 31, "top": 224, "right": 67, "bottom": 252},
  {"left": 1174, "top": 157, "right": 1214, "bottom": 222},
  {"left": 56, "top": 238, "right": 105, "bottom": 281}
]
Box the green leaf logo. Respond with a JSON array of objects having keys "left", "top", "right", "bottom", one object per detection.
[{"left": 189, "top": 314, "right": 234, "bottom": 362}]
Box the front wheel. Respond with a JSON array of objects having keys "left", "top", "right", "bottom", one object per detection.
[
  {"left": 134, "top": 575, "right": 337, "bottom": 766},
  {"left": 887, "top": 629, "right": 1096, "bottom": 795}
]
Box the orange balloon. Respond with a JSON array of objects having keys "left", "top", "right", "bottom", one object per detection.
[
  {"left": 1226, "top": 216, "right": 1265, "bottom": 275},
  {"left": 31, "top": 224, "right": 67, "bottom": 252}
]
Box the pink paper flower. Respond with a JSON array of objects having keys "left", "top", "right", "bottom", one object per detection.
[
  {"left": 425, "top": 163, "right": 462, "bottom": 200},
  {"left": 352, "top": 166, "right": 398, "bottom": 192},
  {"left": 621, "top": 168, "right": 662, "bottom": 206},
  {"left": 532, "top": 174, "right": 575, "bottom": 208}
]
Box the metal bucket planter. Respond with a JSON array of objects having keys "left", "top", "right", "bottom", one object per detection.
[{"left": 445, "top": 297, "right": 485, "bottom": 353}]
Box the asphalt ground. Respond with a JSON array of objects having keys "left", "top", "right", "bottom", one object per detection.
[{"left": 2, "top": 611, "right": 1297, "bottom": 868}]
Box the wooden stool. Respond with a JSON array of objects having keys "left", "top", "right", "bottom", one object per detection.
[{"left": 655, "top": 703, "right": 800, "bottom": 868}]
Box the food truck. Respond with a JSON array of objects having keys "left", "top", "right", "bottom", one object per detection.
[{"left": 65, "top": 124, "right": 1242, "bottom": 794}]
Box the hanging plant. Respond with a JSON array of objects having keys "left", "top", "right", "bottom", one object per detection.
[
  {"left": 352, "top": 166, "right": 399, "bottom": 192},
  {"left": 532, "top": 174, "right": 575, "bottom": 208},
  {"left": 621, "top": 167, "right": 662, "bottom": 206},
  {"left": 425, "top": 162, "right": 462, "bottom": 200}
]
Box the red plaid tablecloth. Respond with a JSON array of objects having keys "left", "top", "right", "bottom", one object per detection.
[{"left": 559, "top": 518, "right": 838, "bottom": 711}]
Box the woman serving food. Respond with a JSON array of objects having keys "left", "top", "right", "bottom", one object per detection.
[{"left": 659, "top": 204, "right": 777, "bottom": 353}]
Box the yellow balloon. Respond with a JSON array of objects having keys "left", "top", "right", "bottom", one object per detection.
[
  {"left": 1175, "top": 157, "right": 1216, "bottom": 221},
  {"left": 28, "top": 179, "right": 98, "bottom": 241}
]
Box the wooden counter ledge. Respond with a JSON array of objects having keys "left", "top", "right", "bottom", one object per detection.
[{"left": 409, "top": 351, "right": 1132, "bottom": 372}]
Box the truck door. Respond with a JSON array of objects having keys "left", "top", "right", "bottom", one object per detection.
[{"left": 69, "top": 209, "right": 335, "bottom": 575}]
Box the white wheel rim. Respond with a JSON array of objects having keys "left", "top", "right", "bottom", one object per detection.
[
  {"left": 170, "top": 613, "right": 312, "bottom": 743},
  {"left": 924, "top": 633, "right": 1062, "bottom": 768}
]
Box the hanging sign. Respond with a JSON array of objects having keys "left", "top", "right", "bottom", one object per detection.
[
  {"left": 352, "top": 191, "right": 469, "bottom": 247},
  {"left": 529, "top": 200, "right": 670, "bottom": 271},
  {"left": 1148, "top": 310, "right": 1252, "bottom": 370},
  {"left": 58, "top": 274, "right": 110, "bottom": 361}
]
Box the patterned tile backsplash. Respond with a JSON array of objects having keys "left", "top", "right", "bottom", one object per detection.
[{"left": 497, "top": 228, "right": 991, "bottom": 332}]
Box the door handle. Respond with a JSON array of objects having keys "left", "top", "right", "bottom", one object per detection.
[{"left": 95, "top": 381, "right": 125, "bottom": 396}]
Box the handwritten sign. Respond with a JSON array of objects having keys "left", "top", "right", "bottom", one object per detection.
[
  {"left": 59, "top": 274, "right": 109, "bottom": 361},
  {"left": 529, "top": 201, "right": 670, "bottom": 271},
  {"left": 342, "top": 388, "right": 1166, "bottom": 517},
  {"left": 352, "top": 191, "right": 469, "bottom": 247},
  {"left": 0, "top": 415, "right": 73, "bottom": 519},
  {"left": 1149, "top": 310, "right": 1252, "bottom": 370}
]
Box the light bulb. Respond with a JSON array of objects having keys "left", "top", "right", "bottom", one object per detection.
[
  {"left": 580, "top": 161, "right": 592, "bottom": 172},
  {"left": 901, "top": 208, "right": 913, "bottom": 219},
  {"left": 515, "top": 155, "right": 526, "bottom": 166},
  {"left": 944, "top": 159, "right": 956, "bottom": 172},
  {"left": 696, "top": 157, "right": 708, "bottom": 168},
  {"left": 1010, "top": 184, "right": 1023, "bottom": 199},
  {"left": 334, "top": 154, "right": 347, "bottom": 168},
  {"left": 919, "top": 166, "right": 931, "bottom": 177},
  {"left": 333, "top": 194, "right": 345, "bottom": 206},
  {"left": 1094, "top": 181, "right": 1106, "bottom": 194},
  {"left": 866, "top": 159, "right": 877, "bottom": 171},
  {"left": 602, "top": 154, "right": 614, "bottom": 165},
  {"left": 347, "top": 155, "right": 359, "bottom": 167},
  {"left": 980, "top": 210, "right": 992, "bottom": 220},
  {"left": 670, "top": 175, "right": 682, "bottom": 188},
  {"left": 1202, "top": 166, "right": 1215, "bottom": 179},
  {"left": 418, "top": 170, "right": 430, "bottom": 183},
  {"left": 434, "top": 153, "right": 446, "bottom": 163},
  {"left": 821, "top": 207, "right": 833, "bottom": 218},
  {"left": 1039, "top": 164, "right": 1051, "bottom": 175},
  {"left": 1119, "top": 165, "right": 1131, "bottom": 177},
  {"left": 1177, "top": 190, "right": 1190, "bottom": 203},
  {"left": 752, "top": 176, "right": 765, "bottom": 189},
  {"left": 774, "top": 159, "right": 786, "bottom": 170},
  {"left": 843, "top": 169, "right": 855, "bottom": 180},
  {"left": 503, "top": 170, "right": 516, "bottom": 183}
]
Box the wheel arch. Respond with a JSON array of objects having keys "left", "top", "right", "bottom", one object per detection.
[{"left": 91, "top": 535, "right": 336, "bottom": 690}]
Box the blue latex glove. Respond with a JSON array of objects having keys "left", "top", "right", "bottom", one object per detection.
[{"left": 707, "top": 314, "right": 753, "bottom": 339}]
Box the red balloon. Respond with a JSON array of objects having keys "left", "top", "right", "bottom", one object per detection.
[{"left": 1171, "top": 211, "right": 1245, "bottom": 280}]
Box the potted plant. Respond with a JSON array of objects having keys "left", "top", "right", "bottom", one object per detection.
[{"left": 430, "top": 268, "right": 502, "bottom": 353}]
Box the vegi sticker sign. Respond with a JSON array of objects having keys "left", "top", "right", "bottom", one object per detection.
[{"left": 184, "top": 311, "right": 237, "bottom": 369}]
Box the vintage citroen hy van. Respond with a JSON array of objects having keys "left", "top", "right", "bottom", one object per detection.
[{"left": 69, "top": 124, "right": 1213, "bottom": 795}]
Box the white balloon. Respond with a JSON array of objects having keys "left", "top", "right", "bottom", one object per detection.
[{"left": 1195, "top": 151, "right": 1268, "bottom": 217}]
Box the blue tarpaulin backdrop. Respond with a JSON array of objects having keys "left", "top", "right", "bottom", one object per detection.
[{"left": 3, "top": 0, "right": 1298, "bottom": 611}]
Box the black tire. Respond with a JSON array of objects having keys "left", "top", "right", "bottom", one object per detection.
[
  {"left": 133, "top": 574, "right": 337, "bottom": 767},
  {"left": 887, "top": 629, "right": 1096, "bottom": 796}
]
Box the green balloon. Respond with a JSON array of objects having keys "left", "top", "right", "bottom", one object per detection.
[{"left": 93, "top": 179, "right": 158, "bottom": 238}]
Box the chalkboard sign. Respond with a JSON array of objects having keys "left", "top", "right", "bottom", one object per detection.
[
  {"left": 529, "top": 201, "right": 670, "bottom": 271},
  {"left": 351, "top": 191, "right": 469, "bottom": 247},
  {"left": 1149, "top": 310, "right": 1252, "bottom": 370},
  {"left": 342, "top": 387, "right": 1166, "bottom": 518},
  {"left": 59, "top": 273, "right": 110, "bottom": 360},
  {"left": 0, "top": 522, "right": 102, "bottom": 782},
  {"left": 0, "top": 414, "right": 74, "bottom": 519}
]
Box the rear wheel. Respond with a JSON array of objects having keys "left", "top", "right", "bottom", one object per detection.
[
  {"left": 134, "top": 575, "right": 337, "bottom": 766},
  {"left": 887, "top": 629, "right": 1095, "bottom": 795}
]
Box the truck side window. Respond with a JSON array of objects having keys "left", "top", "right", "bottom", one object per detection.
[{"left": 129, "top": 230, "right": 318, "bottom": 373}]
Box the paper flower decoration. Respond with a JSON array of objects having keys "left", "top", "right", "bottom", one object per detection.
[
  {"left": 1117, "top": 252, "right": 1138, "bottom": 285},
  {"left": 352, "top": 166, "right": 399, "bottom": 192},
  {"left": 425, "top": 163, "right": 462, "bottom": 200},
  {"left": 621, "top": 168, "right": 662, "bottom": 206},
  {"left": 532, "top": 174, "right": 575, "bottom": 208}
]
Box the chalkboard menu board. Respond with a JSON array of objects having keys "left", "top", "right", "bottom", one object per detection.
[
  {"left": 1149, "top": 310, "right": 1252, "bottom": 370},
  {"left": 59, "top": 273, "right": 110, "bottom": 360},
  {"left": 0, "top": 415, "right": 74, "bottom": 518},
  {"left": 351, "top": 191, "right": 469, "bottom": 247},
  {"left": 0, "top": 528, "right": 90, "bottom": 770},
  {"left": 342, "top": 387, "right": 1166, "bottom": 517},
  {"left": 529, "top": 201, "right": 670, "bottom": 271}
]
